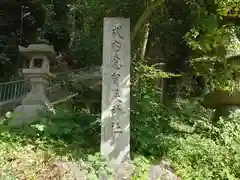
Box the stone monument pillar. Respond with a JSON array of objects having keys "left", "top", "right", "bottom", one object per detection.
[
  {"left": 9, "top": 41, "right": 56, "bottom": 127},
  {"left": 101, "top": 17, "right": 134, "bottom": 178}
]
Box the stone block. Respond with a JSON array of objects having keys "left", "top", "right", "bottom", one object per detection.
[
  {"left": 8, "top": 104, "right": 47, "bottom": 127},
  {"left": 101, "top": 17, "right": 131, "bottom": 164},
  {"left": 114, "top": 162, "right": 135, "bottom": 180},
  {"left": 149, "top": 160, "right": 179, "bottom": 180},
  {"left": 203, "top": 89, "right": 240, "bottom": 109}
]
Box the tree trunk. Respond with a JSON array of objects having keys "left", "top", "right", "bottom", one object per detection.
[
  {"left": 131, "top": 0, "right": 165, "bottom": 43},
  {"left": 133, "top": 23, "right": 150, "bottom": 87},
  {"left": 140, "top": 23, "right": 150, "bottom": 60}
]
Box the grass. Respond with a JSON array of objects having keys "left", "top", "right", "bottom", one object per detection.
[
  {"left": 1, "top": 99, "right": 240, "bottom": 179},
  {"left": 0, "top": 107, "right": 101, "bottom": 179},
  {"left": 0, "top": 124, "right": 74, "bottom": 179}
]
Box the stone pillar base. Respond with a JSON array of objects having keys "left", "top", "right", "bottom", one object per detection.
[
  {"left": 8, "top": 104, "right": 47, "bottom": 127},
  {"left": 99, "top": 162, "right": 135, "bottom": 179},
  {"left": 21, "top": 92, "right": 54, "bottom": 112}
]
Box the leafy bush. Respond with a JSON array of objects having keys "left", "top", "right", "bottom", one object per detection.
[
  {"left": 2, "top": 63, "right": 240, "bottom": 179},
  {"left": 130, "top": 62, "right": 240, "bottom": 179},
  {"left": 132, "top": 83, "right": 240, "bottom": 179}
]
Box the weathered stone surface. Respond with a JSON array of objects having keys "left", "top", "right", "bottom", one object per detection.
[
  {"left": 101, "top": 18, "right": 131, "bottom": 164},
  {"left": 225, "top": 31, "right": 240, "bottom": 60},
  {"left": 18, "top": 44, "right": 55, "bottom": 61},
  {"left": 33, "top": 39, "right": 51, "bottom": 45},
  {"left": 203, "top": 88, "right": 240, "bottom": 122},
  {"left": 114, "top": 162, "right": 135, "bottom": 180},
  {"left": 55, "top": 160, "right": 88, "bottom": 180},
  {"left": 203, "top": 89, "right": 240, "bottom": 109},
  {"left": 8, "top": 104, "right": 47, "bottom": 127},
  {"left": 203, "top": 31, "right": 240, "bottom": 121},
  {"left": 149, "top": 160, "right": 179, "bottom": 180},
  {"left": 210, "top": 106, "right": 240, "bottom": 123},
  {"left": 9, "top": 43, "right": 55, "bottom": 127}
]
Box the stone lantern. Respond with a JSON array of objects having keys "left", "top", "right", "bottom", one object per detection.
[
  {"left": 9, "top": 40, "right": 56, "bottom": 127},
  {"left": 203, "top": 32, "right": 240, "bottom": 122}
]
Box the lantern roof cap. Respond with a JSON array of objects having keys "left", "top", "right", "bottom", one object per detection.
[{"left": 18, "top": 40, "right": 55, "bottom": 61}]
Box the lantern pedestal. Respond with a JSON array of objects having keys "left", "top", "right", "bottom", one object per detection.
[{"left": 8, "top": 104, "right": 48, "bottom": 127}]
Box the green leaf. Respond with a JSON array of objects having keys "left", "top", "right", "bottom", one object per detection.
[
  {"left": 31, "top": 124, "right": 46, "bottom": 132},
  {"left": 143, "top": 95, "right": 150, "bottom": 99},
  {"left": 88, "top": 155, "right": 97, "bottom": 162}
]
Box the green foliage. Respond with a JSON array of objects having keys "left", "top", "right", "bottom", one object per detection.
[
  {"left": 129, "top": 62, "right": 240, "bottom": 179},
  {"left": 165, "top": 107, "right": 240, "bottom": 179},
  {"left": 181, "top": 0, "right": 240, "bottom": 92},
  {"left": 217, "top": 0, "right": 240, "bottom": 17},
  {"left": 133, "top": 88, "right": 240, "bottom": 179},
  {"left": 1, "top": 0, "right": 240, "bottom": 179},
  {"left": 0, "top": 174, "right": 16, "bottom": 180},
  {"left": 2, "top": 88, "right": 240, "bottom": 179},
  {"left": 85, "top": 154, "right": 115, "bottom": 179}
]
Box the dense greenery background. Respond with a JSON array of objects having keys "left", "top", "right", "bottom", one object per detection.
[{"left": 1, "top": 0, "right": 240, "bottom": 179}]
